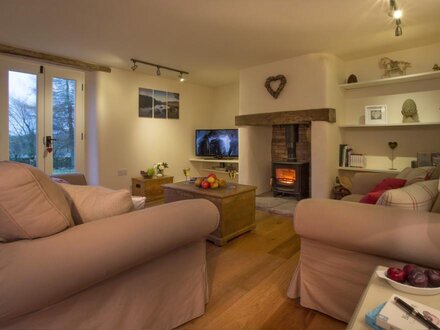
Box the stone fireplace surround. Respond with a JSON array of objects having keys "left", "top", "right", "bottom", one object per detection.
[{"left": 236, "top": 108, "right": 336, "bottom": 197}]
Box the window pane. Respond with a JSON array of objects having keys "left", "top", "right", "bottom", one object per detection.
[
  {"left": 8, "top": 71, "right": 37, "bottom": 167},
  {"left": 52, "top": 77, "right": 76, "bottom": 174}
]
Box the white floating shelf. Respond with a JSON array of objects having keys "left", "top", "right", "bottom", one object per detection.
[
  {"left": 338, "top": 167, "right": 400, "bottom": 174},
  {"left": 339, "top": 71, "right": 440, "bottom": 90},
  {"left": 199, "top": 168, "right": 239, "bottom": 175},
  {"left": 189, "top": 158, "right": 239, "bottom": 164},
  {"left": 339, "top": 122, "right": 440, "bottom": 128}
]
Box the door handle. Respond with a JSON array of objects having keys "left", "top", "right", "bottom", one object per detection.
[{"left": 44, "top": 136, "right": 57, "bottom": 153}]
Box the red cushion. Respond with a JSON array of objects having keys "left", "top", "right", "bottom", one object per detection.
[{"left": 359, "top": 178, "right": 407, "bottom": 204}]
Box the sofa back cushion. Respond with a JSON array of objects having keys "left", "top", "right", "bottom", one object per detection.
[
  {"left": 0, "top": 161, "right": 74, "bottom": 242},
  {"left": 59, "top": 184, "right": 134, "bottom": 224},
  {"left": 428, "top": 165, "right": 440, "bottom": 180},
  {"left": 396, "top": 167, "right": 434, "bottom": 186},
  {"left": 431, "top": 180, "right": 440, "bottom": 213},
  {"left": 376, "top": 179, "right": 439, "bottom": 211}
]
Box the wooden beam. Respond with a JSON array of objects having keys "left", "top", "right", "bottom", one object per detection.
[
  {"left": 0, "top": 43, "right": 111, "bottom": 73},
  {"left": 235, "top": 108, "right": 336, "bottom": 126}
]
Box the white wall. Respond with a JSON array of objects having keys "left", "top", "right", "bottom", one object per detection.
[
  {"left": 86, "top": 68, "right": 214, "bottom": 189},
  {"left": 211, "top": 82, "right": 239, "bottom": 128},
  {"left": 238, "top": 53, "right": 343, "bottom": 197},
  {"left": 239, "top": 54, "right": 328, "bottom": 115}
]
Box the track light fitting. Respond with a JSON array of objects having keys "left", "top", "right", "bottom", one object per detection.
[
  {"left": 389, "top": 0, "right": 403, "bottom": 37},
  {"left": 130, "top": 58, "right": 189, "bottom": 81}
]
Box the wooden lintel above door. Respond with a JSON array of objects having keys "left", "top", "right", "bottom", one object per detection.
[
  {"left": 235, "top": 108, "right": 336, "bottom": 126},
  {"left": 0, "top": 43, "right": 111, "bottom": 73}
]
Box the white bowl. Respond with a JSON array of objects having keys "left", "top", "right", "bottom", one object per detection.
[{"left": 376, "top": 269, "right": 440, "bottom": 296}]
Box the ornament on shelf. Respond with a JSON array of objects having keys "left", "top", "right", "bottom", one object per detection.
[
  {"left": 433, "top": 64, "right": 440, "bottom": 71},
  {"left": 379, "top": 57, "right": 411, "bottom": 78},
  {"left": 388, "top": 141, "right": 398, "bottom": 170},
  {"left": 347, "top": 74, "right": 358, "bottom": 84},
  {"left": 401, "top": 99, "right": 419, "bottom": 123}
]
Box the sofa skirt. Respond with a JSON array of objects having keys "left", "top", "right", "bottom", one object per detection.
[
  {"left": 0, "top": 240, "right": 208, "bottom": 330},
  {"left": 287, "top": 238, "right": 405, "bottom": 322}
]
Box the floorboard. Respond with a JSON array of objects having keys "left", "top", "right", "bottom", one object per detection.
[{"left": 178, "top": 211, "right": 347, "bottom": 330}]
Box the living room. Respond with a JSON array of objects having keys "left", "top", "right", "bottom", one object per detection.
[{"left": 1, "top": 1, "right": 440, "bottom": 329}]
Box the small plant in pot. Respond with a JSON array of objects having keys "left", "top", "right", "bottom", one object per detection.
[{"left": 140, "top": 168, "right": 155, "bottom": 179}]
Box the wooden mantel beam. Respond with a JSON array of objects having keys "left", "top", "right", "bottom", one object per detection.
[
  {"left": 0, "top": 43, "right": 111, "bottom": 73},
  {"left": 235, "top": 108, "right": 336, "bottom": 126}
]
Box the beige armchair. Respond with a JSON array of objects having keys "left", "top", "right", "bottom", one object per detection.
[{"left": 287, "top": 172, "right": 440, "bottom": 322}]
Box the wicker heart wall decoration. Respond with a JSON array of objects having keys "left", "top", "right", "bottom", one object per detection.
[{"left": 265, "top": 75, "right": 287, "bottom": 99}]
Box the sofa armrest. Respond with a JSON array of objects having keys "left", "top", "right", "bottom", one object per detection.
[
  {"left": 350, "top": 172, "right": 396, "bottom": 195},
  {"left": 0, "top": 199, "right": 219, "bottom": 321},
  {"left": 294, "top": 199, "right": 440, "bottom": 269}
]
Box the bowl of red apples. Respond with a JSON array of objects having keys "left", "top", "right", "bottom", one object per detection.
[{"left": 376, "top": 264, "right": 440, "bottom": 295}]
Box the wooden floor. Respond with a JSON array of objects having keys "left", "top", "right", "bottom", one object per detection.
[{"left": 179, "top": 211, "right": 347, "bottom": 330}]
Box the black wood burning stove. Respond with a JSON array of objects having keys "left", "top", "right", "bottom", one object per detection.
[{"left": 272, "top": 161, "right": 309, "bottom": 200}]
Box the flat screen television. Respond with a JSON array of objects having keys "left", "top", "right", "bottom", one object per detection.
[{"left": 195, "top": 129, "right": 238, "bottom": 158}]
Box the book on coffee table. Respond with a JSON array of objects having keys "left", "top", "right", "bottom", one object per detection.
[{"left": 376, "top": 294, "right": 440, "bottom": 330}]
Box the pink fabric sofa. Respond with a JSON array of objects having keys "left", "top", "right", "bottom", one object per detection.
[
  {"left": 287, "top": 172, "right": 440, "bottom": 323},
  {"left": 0, "top": 166, "right": 219, "bottom": 330}
]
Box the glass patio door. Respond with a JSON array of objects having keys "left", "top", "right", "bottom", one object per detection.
[{"left": 0, "top": 57, "right": 84, "bottom": 175}]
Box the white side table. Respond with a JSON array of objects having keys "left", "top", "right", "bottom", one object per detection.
[{"left": 348, "top": 266, "right": 440, "bottom": 329}]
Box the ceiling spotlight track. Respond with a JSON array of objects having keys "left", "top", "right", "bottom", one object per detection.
[{"left": 130, "top": 58, "right": 188, "bottom": 81}]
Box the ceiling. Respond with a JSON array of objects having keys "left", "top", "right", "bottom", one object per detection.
[{"left": 0, "top": 0, "right": 439, "bottom": 86}]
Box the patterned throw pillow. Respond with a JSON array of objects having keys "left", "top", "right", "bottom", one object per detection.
[
  {"left": 359, "top": 178, "right": 407, "bottom": 204},
  {"left": 376, "top": 180, "right": 439, "bottom": 211},
  {"left": 396, "top": 167, "right": 435, "bottom": 186}
]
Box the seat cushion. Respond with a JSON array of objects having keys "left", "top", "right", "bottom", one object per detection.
[
  {"left": 59, "top": 184, "right": 134, "bottom": 224},
  {"left": 376, "top": 180, "right": 439, "bottom": 211},
  {"left": 0, "top": 161, "right": 74, "bottom": 242}
]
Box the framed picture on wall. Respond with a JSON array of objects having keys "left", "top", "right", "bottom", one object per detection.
[
  {"left": 432, "top": 152, "right": 440, "bottom": 166},
  {"left": 139, "top": 88, "right": 153, "bottom": 118},
  {"left": 417, "top": 152, "right": 432, "bottom": 167},
  {"left": 167, "top": 92, "right": 180, "bottom": 119},
  {"left": 365, "top": 105, "right": 387, "bottom": 125},
  {"left": 153, "top": 90, "right": 167, "bottom": 119}
]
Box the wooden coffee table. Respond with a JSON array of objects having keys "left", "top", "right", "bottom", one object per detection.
[{"left": 163, "top": 182, "right": 257, "bottom": 246}]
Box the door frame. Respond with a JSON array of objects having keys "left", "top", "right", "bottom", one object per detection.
[{"left": 0, "top": 55, "right": 85, "bottom": 174}]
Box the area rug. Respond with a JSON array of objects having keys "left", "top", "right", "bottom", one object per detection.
[{"left": 256, "top": 191, "right": 298, "bottom": 217}]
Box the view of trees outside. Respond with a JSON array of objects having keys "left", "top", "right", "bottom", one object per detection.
[
  {"left": 8, "top": 72, "right": 76, "bottom": 173},
  {"left": 8, "top": 71, "right": 37, "bottom": 166},
  {"left": 52, "top": 77, "right": 76, "bottom": 174}
]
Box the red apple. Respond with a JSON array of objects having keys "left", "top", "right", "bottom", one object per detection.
[
  {"left": 201, "top": 181, "right": 210, "bottom": 189},
  {"left": 207, "top": 173, "right": 217, "bottom": 179},
  {"left": 425, "top": 269, "right": 440, "bottom": 287},
  {"left": 386, "top": 267, "right": 406, "bottom": 283},
  {"left": 403, "top": 264, "right": 418, "bottom": 275}
]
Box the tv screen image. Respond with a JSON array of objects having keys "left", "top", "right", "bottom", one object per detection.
[{"left": 195, "top": 129, "right": 238, "bottom": 158}]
